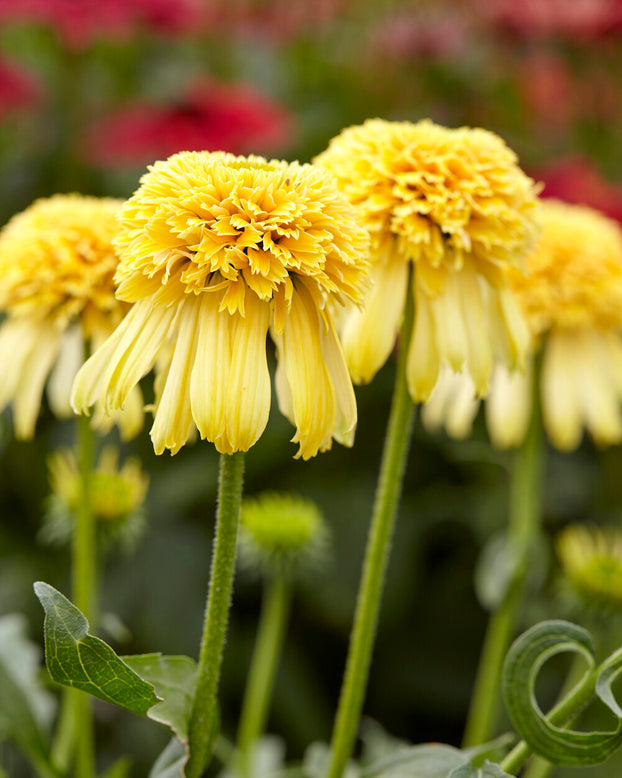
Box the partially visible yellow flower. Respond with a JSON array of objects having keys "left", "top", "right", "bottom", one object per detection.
[
  {"left": 314, "top": 118, "right": 540, "bottom": 400},
  {"left": 423, "top": 201, "right": 622, "bottom": 451},
  {"left": 43, "top": 446, "right": 148, "bottom": 548},
  {"left": 72, "top": 152, "right": 370, "bottom": 459},
  {"left": 0, "top": 194, "right": 143, "bottom": 439},
  {"left": 557, "top": 524, "right": 622, "bottom": 610}
]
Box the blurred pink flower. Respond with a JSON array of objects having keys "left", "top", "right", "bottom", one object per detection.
[
  {"left": 0, "top": 0, "right": 203, "bottom": 50},
  {"left": 535, "top": 157, "right": 622, "bottom": 224},
  {"left": 0, "top": 57, "right": 42, "bottom": 119},
  {"left": 370, "top": 9, "right": 470, "bottom": 61},
  {"left": 517, "top": 52, "right": 575, "bottom": 129},
  {"left": 83, "top": 79, "right": 294, "bottom": 168},
  {"left": 211, "top": 0, "right": 348, "bottom": 40},
  {"left": 476, "top": 0, "right": 622, "bottom": 40}
]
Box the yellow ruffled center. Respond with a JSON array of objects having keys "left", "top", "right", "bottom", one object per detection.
[
  {"left": 509, "top": 200, "right": 622, "bottom": 336},
  {"left": 314, "top": 118, "right": 540, "bottom": 285},
  {"left": 0, "top": 194, "right": 125, "bottom": 334},
  {"left": 113, "top": 151, "right": 369, "bottom": 332}
]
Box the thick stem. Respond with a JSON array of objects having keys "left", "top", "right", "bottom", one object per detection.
[
  {"left": 462, "top": 363, "right": 544, "bottom": 748},
  {"left": 72, "top": 413, "right": 97, "bottom": 778},
  {"left": 326, "top": 290, "right": 415, "bottom": 778},
  {"left": 186, "top": 451, "right": 246, "bottom": 778},
  {"left": 236, "top": 574, "right": 292, "bottom": 777}
]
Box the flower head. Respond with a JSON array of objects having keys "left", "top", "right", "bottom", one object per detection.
[
  {"left": 423, "top": 200, "right": 622, "bottom": 451},
  {"left": 557, "top": 524, "right": 622, "bottom": 611},
  {"left": 43, "top": 446, "right": 148, "bottom": 549},
  {"left": 239, "top": 491, "right": 329, "bottom": 579},
  {"left": 315, "top": 118, "right": 539, "bottom": 400},
  {"left": 0, "top": 194, "right": 143, "bottom": 438},
  {"left": 72, "top": 151, "right": 370, "bottom": 459}
]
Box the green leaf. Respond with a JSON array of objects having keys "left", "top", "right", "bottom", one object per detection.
[
  {"left": 479, "top": 763, "right": 512, "bottom": 778},
  {"left": 34, "top": 581, "right": 159, "bottom": 714},
  {"left": 0, "top": 614, "right": 58, "bottom": 775},
  {"left": 99, "top": 757, "right": 132, "bottom": 778},
  {"left": 150, "top": 737, "right": 187, "bottom": 778},
  {"left": 123, "top": 654, "right": 197, "bottom": 746},
  {"left": 362, "top": 743, "right": 474, "bottom": 778},
  {"left": 502, "top": 619, "right": 622, "bottom": 766}
]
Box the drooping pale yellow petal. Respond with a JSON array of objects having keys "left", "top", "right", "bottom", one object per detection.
[
  {"left": 485, "top": 361, "right": 532, "bottom": 449},
  {"left": 422, "top": 366, "right": 479, "bottom": 440},
  {"left": 190, "top": 292, "right": 233, "bottom": 449},
  {"left": 101, "top": 297, "right": 177, "bottom": 411},
  {"left": 0, "top": 317, "right": 42, "bottom": 413},
  {"left": 277, "top": 282, "right": 336, "bottom": 459},
  {"left": 320, "top": 313, "right": 357, "bottom": 448},
  {"left": 93, "top": 384, "right": 145, "bottom": 442},
  {"left": 224, "top": 294, "right": 271, "bottom": 453},
  {"left": 47, "top": 324, "right": 84, "bottom": 418},
  {"left": 541, "top": 331, "right": 583, "bottom": 451},
  {"left": 340, "top": 250, "right": 408, "bottom": 384},
  {"left": 428, "top": 272, "right": 468, "bottom": 374},
  {"left": 151, "top": 296, "right": 201, "bottom": 455},
  {"left": 407, "top": 280, "right": 439, "bottom": 402},
  {"left": 12, "top": 324, "right": 62, "bottom": 439},
  {"left": 459, "top": 269, "right": 493, "bottom": 396},
  {"left": 574, "top": 330, "right": 622, "bottom": 446}
]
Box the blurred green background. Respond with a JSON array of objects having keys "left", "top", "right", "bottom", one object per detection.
[{"left": 2, "top": 1, "right": 622, "bottom": 775}]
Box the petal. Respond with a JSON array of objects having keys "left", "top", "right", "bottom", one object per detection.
[
  {"left": 428, "top": 271, "right": 468, "bottom": 373},
  {"left": 190, "top": 292, "right": 233, "bottom": 449},
  {"left": 459, "top": 269, "right": 493, "bottom": 396},
  {"left": 12, "top": 324, "right": 62, "bottom": 438},
  {"left": 340, "top": 253, "right": 408, "bottom": 384},
  {"left": 0, "top": 318, "right": 42, "bottom": 413},
  {"left": 278, "top": 281, "right": 336, "bottom": 459},
  {"left": 320, "top": 313, "right": 357, "bottom": 447},
  {"left": 422, "top": 365, "right": 479, "bottom": 440},
  {"left": 575, "top": 330, "right": 622, "bottom": 446},
  {"left": 47, "top": 324, "right": 84, "bottom": 418},
  {"left": 407, "top": 279, "right": 439, "bottom": 402},
  {"left": 224, "top": 294, "right": 271, "bottom": 453},
  {"left": 151, "top": 296, "right": 201, "bottom": 455},
  {"left": 490, "top": 282, "right": 531, "bottom": 371},
  {"left": 102, "top": 298, "right": 177, "bottom": 411},
  {"left": 92, "top": 384, "right": 145, "bottom": 441},
  {"left": 485, "top": 361, "right": 532, "bottom": 449},
  {"left": 541, "top": 331, "right": 582, "bottom": 451}
]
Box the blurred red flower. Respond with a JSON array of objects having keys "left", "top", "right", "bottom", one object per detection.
[
  {"left": 211, "top": 0, "right": 348, "bottom": 40},
  {"left": 0, "top": 0, "right": 203, "bottom": 50},
  {"left": 83, "top": 79, "right": 294, "bottom": 168},
  {"left": 370, "top": 8, "right": 470, "bottom": 62},
  {"left": 0, "top": 57, "right": 42, "bottom": 119},
  {"left": 475, "top": 0, "right": 622, "bottom": 40},
  {"left": 535, "top": 157, "right": 622, "bottom": 223}
]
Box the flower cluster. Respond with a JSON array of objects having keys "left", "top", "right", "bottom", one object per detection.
[
  {"left": 0, "top": 194, "right": 143, "bottom": 439},
  {"left": 73, "top": 151, "right": 370, "bottom": 459},
  {"left": 315, "top": 118, "right": 540, "bottom": 400}
]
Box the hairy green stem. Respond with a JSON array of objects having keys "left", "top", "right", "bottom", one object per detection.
[
  {"left": 186, "top": 451, "right": 246, "bottom": 778},
  {"left": 500, "top": 665, "right": 598, "bottom": 774},
  {"left": 237, "top": 574, "right": 292, "bottom": 777},
  {"left": 326, "top": 290, "right": 415, "bottom": 778},
  {"left": 462, "top": 364, "right": 544, "bottom": 748}
]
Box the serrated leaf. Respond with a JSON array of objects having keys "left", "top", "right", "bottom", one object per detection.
[
  {"left": 0, "top": 614, "right": 58, "bottom": 774},
  {"left": 34, "top": 582, "right": 159, "bottom": 715},
  {"left": 502, "top": 619, "right": 622, "bottom": 766},
  {"left": 479, "top": 762, "right": 512, "bottom": 778},
  {"left": 123, "top": 655, "right": 197, "bottom": 746}
]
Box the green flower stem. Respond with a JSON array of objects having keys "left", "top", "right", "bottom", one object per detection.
[
  {"left": 237, "top": 573, "right": 292, "bottom": 777},
  {"left": 72, "top": 413, "right": 97, "bottom": 778},
  {"left": 187, "top": 451, "right": 246, "bottom": 778},
  {"left": 462, "top": 363, "right": 544, "bottom": 749},
  {"left": 500, "top": 664, "right": 598, "bottom": 775},
  {"left": 326, "top": 290, "right": 415, "bottom": 778}
]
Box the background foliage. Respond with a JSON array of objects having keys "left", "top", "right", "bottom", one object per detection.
[{"left": 2, "top": 1, "right": 622, "bottom": 775}]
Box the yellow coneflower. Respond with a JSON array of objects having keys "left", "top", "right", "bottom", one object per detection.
[
  {"left": 423, "top": 200, "right": 622, "bottom": 451},
  {"left": 557, "top": 524, "right": 622, "bottom": 610},
  {"left": 0, "top": 194, "right": 143, "bottom": 439},
  {"left": 314, "top": 118, "right": 540, "bottom": 401},
  {"left": 72, "top": 152, "right": 370, "bottom": 459}
]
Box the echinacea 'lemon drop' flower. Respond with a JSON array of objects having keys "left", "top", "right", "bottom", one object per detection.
[
  {"left": 72, "top": 151, "right": 370, "bottom": 459},
  {"left": 314, "top": 119, "right": 540, "bottom": 401},
  {"left": 423, "top": 200, "right": 622, "bottom": 451},
  {"left": 0, "top": 194, "right": 143, "bottom": 439},
  {"left": 557, "top": 524, "right": 622, "bottom": 610}
]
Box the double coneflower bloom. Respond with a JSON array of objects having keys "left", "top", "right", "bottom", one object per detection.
[
  {"left": 0, "top": 194, "right": 143, "bottom": 439},
  {"left": 423, "top": 200, "right": 622, "bottom": 451},
  {"left": 315, "top": 118, "right": 540, "bottom": 401},
  {"left": 72, "top": 152, "right": 370, "bottom": 459}
]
